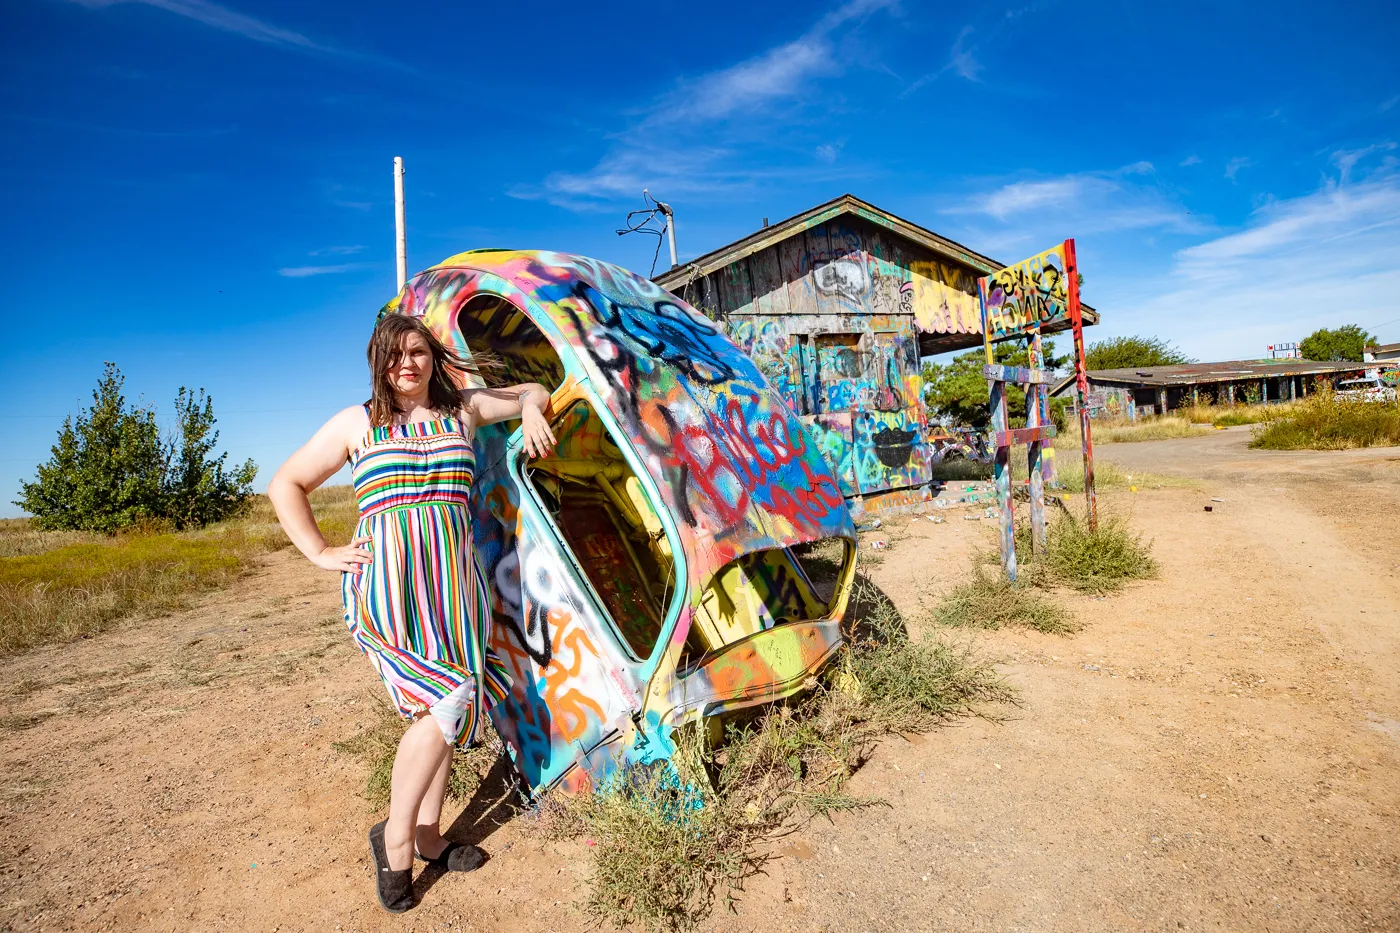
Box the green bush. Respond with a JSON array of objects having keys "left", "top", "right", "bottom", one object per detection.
[
  {"left": 15, "top": 363, "right": 256, "bottom": 532},
  {"left": 1250, "top": 393, "right": 1400, "bottom": 449}
]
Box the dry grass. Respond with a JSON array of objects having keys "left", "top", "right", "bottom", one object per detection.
[
  {"left": 1090, "top": 415, "right": 1211, "bottom": 444},
  {"left": 0, "top": 486, "right": 358, "bottom": 656},
  {"left": 932, "top": 568, "right": 1079, "bottom": 634},
  {"left": 1250, "top": 394, "right": 1400, "bottom": 450},
  {"left": 332, "top": 695, "right": 503, "bottom": 811},
  {"left": 535, "top": 579, "right": 1014, "bottom": 932},
  {"left": 1176, "top": 400, "right": 1305, "bottom": 427}
]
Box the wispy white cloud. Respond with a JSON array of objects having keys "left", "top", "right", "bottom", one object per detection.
[
  {"left": 949, "top": 163, "right": 1202, "bottom": 238},
  {"left": 1108, "top": 159, "right": 1400, "bottom": 359},
  {"left": 1179, "top": 154, "right": 1202, "bottom": 167},
  {"left": 308, "top": 244, "right": 366, "bottom": 257},
  {"left": 530, "top": 0, "right": 896, "bottom": 210},
  {"left": 64, "top": 0, "right": 406, "bottom": 69},
  {"left": 1224, "top": 156, "right": 1253, "bottom": 182},
  {"left": 899, "top": 71, "right": 936, "bottom": 98},
  {"left": 647, "top": 0, "right": 896, "bottom": 124},
  {"left": 278, "top": 262, "right": 374, "bottom": 278},
  {"left": 1333, "top": 143, "right": 1397, "bottom": 184},
  {"left": 947, "top": 26, "right": 982, "bottom": 82}
]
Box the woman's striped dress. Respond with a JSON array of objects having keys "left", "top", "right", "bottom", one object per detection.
[{"left": 342, "top": 413, "right": 511, "bottom": 748}]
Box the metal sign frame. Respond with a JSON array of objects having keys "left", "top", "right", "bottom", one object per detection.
[{"left": 977, "top": 239, "right": 1096, "bottom": 582}]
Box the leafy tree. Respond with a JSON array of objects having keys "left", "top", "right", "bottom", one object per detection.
[
  {"left": 164, "top": 388, "right": 258, "bottom": 530},
  {"left": 1299, "top": 325, "right": 1375, "bottom": 362},
  {"left": 15, "top": 364, "right": 256, "bottom": 532},
  {"left": 923, "top": 338, "right": 1069, "bottom": 430},
  {"left": 1084, "top": 336, "right": 1193, "bottom": 371},
  {"left": 18, "top": 364, "right": 167, "bottom": 532}
]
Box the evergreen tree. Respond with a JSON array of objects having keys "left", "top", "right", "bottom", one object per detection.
[
  {"left": 15, "top": 365, "right": 257, "bottom": 532},
  {"left": 164, "top": 387, "right": 258, "bottom": 529},
  {"left": 17, "top": 363, "right": 166, "bottom": 532}
]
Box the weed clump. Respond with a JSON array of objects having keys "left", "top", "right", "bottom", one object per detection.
[
  {"left": 1249, "top": 394, "right": 1400, "bottom": 450},
  {"left": 1036, "top": 512, "right": 1158, "bottom": 594},
  {"left": 932, "top": 569, "right": 1078, "bottom": 634},
  {"left": 570, "top": 756, "right": 759, "bottom": 931}
]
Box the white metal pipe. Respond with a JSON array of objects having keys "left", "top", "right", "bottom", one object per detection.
[
  {"left": 665, "top": 213, "right": 678, "bottom": 269},
  {"left": 393, "top": 156, "right": 407, "bottom": 291}
]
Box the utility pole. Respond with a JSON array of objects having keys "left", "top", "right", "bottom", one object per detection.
[
  {"left": 393, "top": 156, "right": 407, "bottom": 291},
  {"left": 649, "top": 191, "right": 678, "bottom": 269}
]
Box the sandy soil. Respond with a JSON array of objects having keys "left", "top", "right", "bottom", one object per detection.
[{"left": 3, "top": 429, "right": 1398, "bottom": 932}]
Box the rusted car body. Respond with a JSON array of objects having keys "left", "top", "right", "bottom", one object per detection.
[{"left": 380, "top": 250, "right": 857, "bottom": 796}]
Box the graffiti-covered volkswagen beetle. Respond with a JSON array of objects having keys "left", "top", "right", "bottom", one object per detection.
[{"left": 380, "top": 250, "right": 858, "bottom": 796}]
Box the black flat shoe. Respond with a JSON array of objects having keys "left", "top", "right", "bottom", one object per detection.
[
  {"left": 368, "top": 820, "right": 415, "bottom": 913},
  {"left": 415, "top": 840, "right": 486, "bottom": 873}
]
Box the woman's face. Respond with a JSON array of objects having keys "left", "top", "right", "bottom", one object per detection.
[{"left": 387, "top": 332, "right": 434, "bottom": 399}]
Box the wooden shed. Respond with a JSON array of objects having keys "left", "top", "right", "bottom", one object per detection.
[{"left": 653, "top": 194, "right": 1099, "bottom": 512}]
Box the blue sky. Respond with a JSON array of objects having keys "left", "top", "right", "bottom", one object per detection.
[{"left": 3, "top": 0, "right": 1399, "bottom": 516}]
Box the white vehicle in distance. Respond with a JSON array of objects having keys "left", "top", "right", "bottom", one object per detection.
[{"left": 1335, "top": 377, "right": 1398, "bottom": 402}]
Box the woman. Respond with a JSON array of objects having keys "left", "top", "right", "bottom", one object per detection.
[{"left": 269, "top": 314, "right": 555, "bottom": 913}]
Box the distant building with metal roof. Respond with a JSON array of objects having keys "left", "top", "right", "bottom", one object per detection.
[
  {"left": 1364, "top": 342, "right": 1400, "bottom": 362},
  {"left": 653, "top": 194, "right": 1099, "bottom": 511},
  {"left": 1049, "top": 358, "right": 1375, "bottom": 419}
]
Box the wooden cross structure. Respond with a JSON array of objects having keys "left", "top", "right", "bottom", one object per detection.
[{"left": 977, "top": 239, "right": 1097, "bottom": 582}]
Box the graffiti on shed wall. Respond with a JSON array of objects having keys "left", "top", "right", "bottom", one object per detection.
[
  {"left": 1082, "top": 385, "right": 1134, "bottom": 420},
  {"left": 907, "top": 261, "right": 981, "bottom": 335},
  {"left": 855, "top": 409, "right": 929, "bottom": 492},
  {"left": 681, "top": 213, "right": 992, "bottom": 501},
  {"left": 730, "top": 318, "right": 800, "bottom": 411},
  {"left": 803, "top": 413, "right": 858, "bottom": 497}
]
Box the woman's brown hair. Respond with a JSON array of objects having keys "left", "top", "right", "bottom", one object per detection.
[{"left": 365, "top": 315, "right": 498, "bottom": 427}]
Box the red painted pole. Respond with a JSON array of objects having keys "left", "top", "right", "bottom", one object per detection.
[{"left": 1064, "top": 239, "right": 1097, "bottom": 530}]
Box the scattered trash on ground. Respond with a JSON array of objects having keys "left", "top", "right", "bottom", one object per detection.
[
  {"left": 869, "top": 540, "right": 888, "bottom": 550},
  {"left": 1204, "top": 505, "right": 1213, "bottom": 512},
  {"left": 1211, "top": 497, "right": 1225, "bottom": 503},
  {"left": 855, "top": 518, "right": 882, "bottom": 532}
]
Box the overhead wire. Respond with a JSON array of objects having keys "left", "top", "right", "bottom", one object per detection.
[{"left": 615, "top": 190, "right": 668, "bottom": 277}]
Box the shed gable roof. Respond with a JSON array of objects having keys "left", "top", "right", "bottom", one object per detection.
[{"left": 653, "top": 194, "right": 1003, "bottom": 290}]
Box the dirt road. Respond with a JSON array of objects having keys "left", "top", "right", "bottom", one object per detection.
[{"left": 3, "top": 432, "right": 1398, "bottom": 932}]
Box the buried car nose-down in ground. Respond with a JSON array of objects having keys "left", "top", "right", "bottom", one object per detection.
[{"left": 380, "top": 249, "right": 858, "bottom": 796}]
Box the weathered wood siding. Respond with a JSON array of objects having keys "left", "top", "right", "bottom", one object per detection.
[{"left": 707, "top": 214, "right": 989, "bottom": 499}]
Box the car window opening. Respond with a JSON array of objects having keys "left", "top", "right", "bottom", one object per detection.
[
  {"left": 524, "top": 398, "right": 694, "bottom": 663},
  {"left": 684, "top": 539, "right": 854, "bottom": 670},
  {"left": 458, "top": 294, "right": 566, "bottom": 392}
]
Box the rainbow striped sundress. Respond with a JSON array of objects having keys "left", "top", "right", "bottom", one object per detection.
[{"left": 342, "top": 412, "right": 511, "bottom": 748}]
